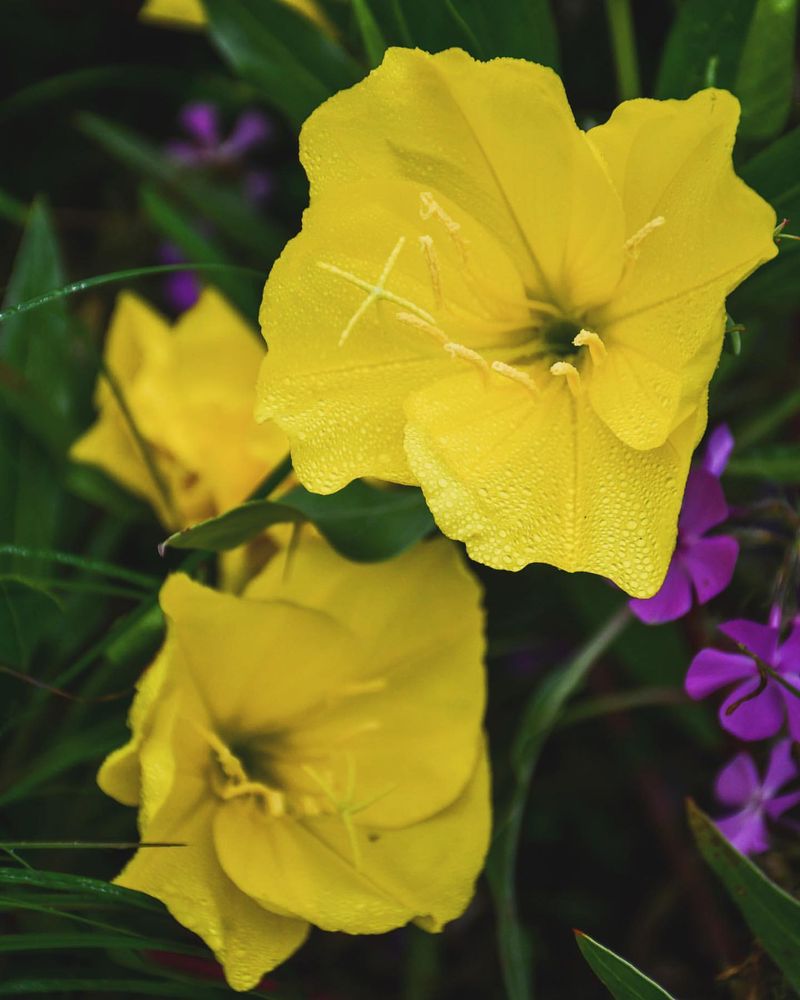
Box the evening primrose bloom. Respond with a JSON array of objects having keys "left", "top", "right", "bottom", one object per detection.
[
  {"left": 98, "top": 536, "right": 489, "bottom": 991},
  {"left": 255, "top": 47, "right": 776, "bottom": 597},
  {"left": 71, "top": 289, "right": 287, "bottom": 532}
]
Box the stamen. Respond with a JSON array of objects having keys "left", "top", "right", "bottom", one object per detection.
[
  {"left": 318, "top": 238, "right": 436, "bottom": 346},
  {"left": 550, "top": 361, "right": 582, "bottom": 397},
  {"left": 418, "top": 235, "right": 443, "bottom": 308},
  {"left": 572, "top": 329, "right": 607, "bottom": 365},
  {"left": 395, "top": 311, "right": 449, "bottom": 344},
  {"left": 444, "top": 342, "right": 490, "bottom": 384},
  {"left": 491, "top": 360, "right": 540, "bottom": 398},
  {"left": 624, "top": 216, "right": 665, "bottom": 259},
  {"left": 419, "top": 192, "right": 470, "bottom": 263}
]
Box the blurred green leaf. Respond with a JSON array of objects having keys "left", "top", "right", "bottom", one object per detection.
[
  {"left": 487, "top": 607, "right": 632, "bottom": 1000},
  {"left": 735, "top": 0, "right": 798, "bottom": 140},
  {"left": 575, "top": 932, "right": 675, "bottom": 999},
  {"left": 140, "top": 185, "right": 259, "bottom": 320},
  {"left": 162, "top": 480, "right": 435, "bottom": 562},
  {"left": 736, "top": 386, "right": 800, "bottom": 449},
  {"left": 726, "top": 443, "right": 800, "bottom": 482},
  {"left": 64, "top": 463, "right": 152, "bottom": 522},
  {"left": 203, "top": 0, "right": 361, "bottom": 126},
  {"left": 0, "top": 579, "right": 62, "bottom": 671},
  {"left": 352, "top": 0, "right": 387, "bottom": 68},
  {"left": 0, "top": 186, "right": 25, "bottom": 225},
  {"left": 77, "top": 113, "right": 283, "bottom": 262},
  {"left": 0, "top": 979, "right": 224, "bottom": 997},
  {"left": 688, "top": 801, "right": 800, "bottom": 990},
  {"left": 737, "top": 127, "right": 800, "bottom": 309},
  {"left": 657, "top": 0, "right": 796, "bottom": 139},
  {"left": 441, "top": 0, "right": 559, "bottom": 65},
  {"left": 0, "top": 545, "right": 159, "bottom": 591}
]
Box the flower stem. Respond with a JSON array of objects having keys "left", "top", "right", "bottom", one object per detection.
[{"left": 605, "top": 0, "right": 641, "bottom": 101}]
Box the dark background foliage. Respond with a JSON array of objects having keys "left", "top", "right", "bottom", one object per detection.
[{"left": 1, "top": 1, "right": 800, "bottom": 998}]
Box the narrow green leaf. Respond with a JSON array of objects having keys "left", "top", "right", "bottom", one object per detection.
[
  {"left": 487, "top": 607, "right": 632, "bottom": 1000},
  {"left": 0, "top": 186, "right": 26, "bottom": 225},
  {"left": 0, "top": 867, "right": 162, "bottom": 912},
  {"left": 575, "top": 932, "right": 675, "bottom": 999},
  {"left": 64, "top": 462, "right": 152, "bottom": 522},
  {"left": 351, "top": 0, "right": 387, "bottom": 68},
  {"left": 726, "top": 444, "right": 800, "bottom": 482},
  {"left": 162, "top": 481, "right": 436, "bottom": 562},
  {"left": 77, "top": 113, "right": 283, "bottom": 261},
  {"left": 688, "top": 801, "right": 800, "bottom": 989},
  {"left": 736, "top": 387, "right": 800, "bottom": 449},
  {"left": 0, "top": 579, "right": 62, "bottom": 670},
  {"left": 0, "top": 980, "right": 221, "bottom": 998},
  {"left": 0, "top": 545, "right": 159, "bottom": 590},
  {"left": 0, "top": 931, "right": 184, "bottom": 954},
  {"left": 439, "top": 0, "right": 559, "bottom": 66},
  {"left": 203, "top": 0, "right": 360, "bottom": 126}
]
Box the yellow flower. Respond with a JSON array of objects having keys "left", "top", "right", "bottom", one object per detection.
[
  {"left": 71, "top": 289, "right": 287, "bottom": 532},
  {"left": 139, "top": 0, "right": 334, "bottom": 36},
  {"left": 98, "top": 535, "right": 489, "bottom": 991},
  {"left": 255, "top": 47, "right": 777, "bottom": 597}
]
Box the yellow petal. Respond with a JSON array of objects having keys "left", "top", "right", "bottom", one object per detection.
[
  {"left": 213, "top": 749, "right": 490, "bottom": 935},
  {"left": 257, "top": 174, "right": 526, "bottom": 492},
  {"left": 245, "top": 536, "right": 486, "bottom": 826},
  {"left": 404, "top": 367, "right": 706, "bottom": 597},
  {"left": 117, "top": 786, "right": 308, "bottom": 991},
  {"left": 140, "top": 0, "right": 336, "bottom": 36},
  {"left": 587, "top": 89, "right": 776, "bottom": 447},
  {"left": 159, "top": 573, "right": 364, "bottom": 732},
  {"left": 97, "top": 639, "right": 174, "bottom": 807},
  {"left": 301, "top": 47, "right": 625, "bottom": 308}
]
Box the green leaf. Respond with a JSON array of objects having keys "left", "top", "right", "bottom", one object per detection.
[
  {"left": 0, "top": 979, "right": 223, "bottom": 998},
  {"left": 162, "top": 481, "right": 436, "bottom": 562},
  {"left": 77, "top": 113, "right": 283, "bottom": 261},
  {"left": 735, "top": 0, "right": 798, "bottom": 141},
  {"left": 0, "top": 867, "right": 161, "bottom": 912},
  {"left": 0, "top": 931, "right": 186, "bottom": 955},
  {"left": 0, "top": 545, "right": 159, "bottom": 591},
  {"left": 736, "top": 126, "right": 800, "bottom": 310},
  {"left": 655, "top": 0, "right": 797, "bottom": 136},
  {"left": 351, "top": 0, "right": 387, "bottom": 68},
  {"left": 442, "top": 0, "right": 559, "bottom": 66},
  {"left": 0, "top": 579, "right": 62, "bottom": 670},
  {"left": 486, "top": 607, "right": 632, "bottom": 1000},
  {"left": 688, "top": 801, "right": 800, "bottom": 989},
  {"left": 203, "top": 0, "right": 361, "bottom": 126},
  {"left": 657, "top": 0, "right": 759, "bottom": 98},
  {"left": 575, "top": 932, "right": 675, "bottom": 999},
  {"left": 726, "top": 444, "right": 800, "bottom": 482}
]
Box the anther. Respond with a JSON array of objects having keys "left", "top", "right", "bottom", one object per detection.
[
  {"left": 550, "top": 361, "right": 582, "bottom": 397},
  {"left": 418, "top": 235, "right": 443, "bottom": 308},
  {"left": 395, "top": 311, "right": 449, "bottom": 344},
  {"left": 624, "top": 216, "right": 665, "bottom": 259},
  {"left": 572, "top": 329, "right": 607, "bottom": 365},
  {"left": 491, "top": 360, "right": 540, "bottom": 398},
  {"left": 444, "top": 342, "right": 490, "bottom": 383},
  {"left": 419, "top": 192, "right": 470, "bottom": 263}
]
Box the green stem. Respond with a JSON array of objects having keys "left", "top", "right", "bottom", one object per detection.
[
  {"left": 488, "top": 605, "right": 632, "bottom": 1000},
  {"left": 605, "top": 0, "right": 641, "bottom": 101}
]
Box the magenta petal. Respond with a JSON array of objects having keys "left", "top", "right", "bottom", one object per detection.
[
  {"left": 703, "top": 424, "right": 734, "bottom": 477},
  {"left": 683, "top": 535, "right": 738, "bottom": 605},
  {"left": 762, "top": 738, "right": 799, "bottom": 794},
  {"left": 718, "top": 619, "right": 780, "bottom": 665},
  {"left": 714, "top": 752, "right": 760, "bottom": 806},
  {"left": 766, "top": 789, "right": 800, "bottom": 820},
  {"left": 777, "top": 624, "right": 800, "bottom": 672},
  {"left": 679, "top": 468, "right": 729, "bottom": 537},
  {"left": 719, "top": 682, "right": 784, "bottom": 741},
  {"left": 180, "top": 102, "right": 220, "bottom": 147},
  {"left": 685, "top": 649, "right": 756, "bottom": 700},
  {"left": 629, "top": 559, "right": 692, "bottom": 624},
  {"left": 716, "top": 806, "right": 770, "bottom": 855}
]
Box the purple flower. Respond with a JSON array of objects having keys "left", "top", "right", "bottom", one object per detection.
[
  {"left": 685, "top": 618, "right": 800, "bottom": 740},
  {"left": 714, "top": 740, "right": 800, "bottom": 854},
  {"left": 165, "top": 102, "right": 274, "bottom": 202},
  {"left": 630, "top": 425, "right": 738, "bottom": 624},
  {"left": 159, "top": 242, "right": 201, "bottom": 313}
]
